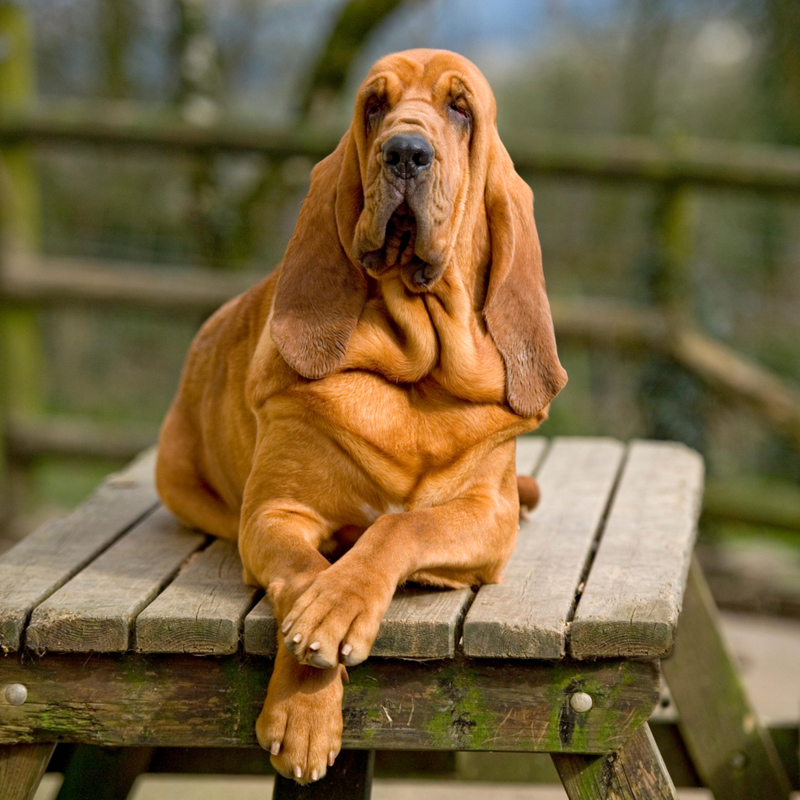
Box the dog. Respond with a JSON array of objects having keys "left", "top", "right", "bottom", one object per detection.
[{"left": 156, "top": 48, "right": 566, "bottom": 783}]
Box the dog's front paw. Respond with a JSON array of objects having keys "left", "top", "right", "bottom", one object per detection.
[
  {"left": 257, "top": 655, "right": 345, "bottom": 784},
  {"left": 282, "top": 563, "right": 392, "bottom": 668}
]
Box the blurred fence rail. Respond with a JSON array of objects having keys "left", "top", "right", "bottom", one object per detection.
[
  {"left": 3, "top": 106, "right": 800, "bottom": 192},
  {"left": 2, "top": 109, "right": 800, "bottom": 543}
]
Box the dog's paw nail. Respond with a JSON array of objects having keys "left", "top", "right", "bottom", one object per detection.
[
  {"left": 341, "top": 643, "right": 352, "bottom": 657},
  {"left": 281, "top": 620, "right": 293, "bottom": 634},
  {"left": 294, "top": 765, "right": 302, "bottom": 779},
  {"left": 309, "top": 641, "right": 321, "bottom": 651},
  {"left": 292, "top": 633, "right": 302, "bottom": 644},
  {"left": 329, "top": 750, "right": 336, "bottom": 767},
  {"left": 270, "top": 741, "right": 280, "bottom": 756},
  {"left": 311, "top": 769, "right": 319, "bottom": 782}
]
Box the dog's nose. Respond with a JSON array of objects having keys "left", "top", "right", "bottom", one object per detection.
[{"left": 382, "top": 134, "right": 434, "bottom": 179}]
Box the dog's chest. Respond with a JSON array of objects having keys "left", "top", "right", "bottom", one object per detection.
[{"left": 289, "top": 371, "right": 520, "bottom": 477}]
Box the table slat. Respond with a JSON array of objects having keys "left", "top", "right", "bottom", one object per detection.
[
  {"left": 135, "top": 536, "right": 260, "bottom": 655},
  {"left": 243, "top": 597, "right": 277, "bottom": 656},
  {"left": 0, "top": 652, "right": 660, "bottom": 753},
  {"left": 0, "top": 450, "right": 159, "bottom": 652},
  {"left": 569, "top": 440, "right": 704, "bottom": 658},
  {"left": 462, "top": 438, "right": 626, "bottom": 658},
  {"left": 26, "top": 506, "right": 206, "bottom": 653},
  {"left": 371, "top": 586, "right": 474, "bottom": 657}
]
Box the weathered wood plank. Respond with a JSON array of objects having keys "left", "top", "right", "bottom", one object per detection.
[
  {"left": 553, "top": 724, "right": 678, "bottom": 799},
  {"left": 244, "top": 585, "right": 473, "bottom": 659},
  {"left": 134, "top": 537, "right": 260, "bottom": 655},
  {"left": 515, "top": 435, "right": 548, "bottom": 476},
  {"left": 0, "top": 450, "right": 159, "bottom": 652},
  {"left": 0, "top": 743, "right": 56, "bottom": 800},
  {"left": 243, "top": 595, "right": 278, "bottom": 656},
  {"left": 371, "top": 586, "right": 473, "bottom": 658},
  {"left": 25, "top": 506, "right": 206, "bottom": 653},
  {"left": 463, "top": 438, "right": 626, "bottom": 658},
  {"left": 0, "top": 653, "right": 660, "bottom": 753},
  {"left": 569, "top": 440, "right": 704, "bottom": 659},
  {"left": 662, "top": 558, "right": 792, "bottom": 799}
]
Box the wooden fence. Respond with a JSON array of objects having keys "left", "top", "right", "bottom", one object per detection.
[{"left": 1, "top": 5, "right": 800, "bottom": 536}]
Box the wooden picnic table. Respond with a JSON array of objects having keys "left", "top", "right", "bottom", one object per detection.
[{"left": 0, "top": 437, "right": 792, "bottom": 799}]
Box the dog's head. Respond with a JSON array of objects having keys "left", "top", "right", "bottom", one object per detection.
[
  {"left": 271, "top": 49, "right": 566, "bottom": 417},
  {"left": 348, "top": 49, "right": 489, "bottom": 293}
]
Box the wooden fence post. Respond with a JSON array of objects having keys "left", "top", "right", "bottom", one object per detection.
[
  {"left": 637, "top": 180, "right": 707, "bottom": 452},
  {"left": 0, "top": 1, "right": 42, "bottom": 534}
]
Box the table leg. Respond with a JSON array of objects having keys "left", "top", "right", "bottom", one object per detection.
[
  {"left": 272, "top": 749, "right": 374, "bottom": 800},
  {"left": 662, "top": 556, "right": 792, "bottom": 800},
  {"left": 0, "top": 743, "right": 56, "bottom": 800},
  {"left": 55, "top": 745, "right": 155, "bottom": 800},
  {"left": 552, "top": 723, "right": 677, "bottom": 799}
]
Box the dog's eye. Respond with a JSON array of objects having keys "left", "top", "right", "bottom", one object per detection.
[
  {"left": 448, "top": 101, "right": 471, "bottom": 123},
  {"left": 365, "top": 96, "right": 387, "bottom": 130}
]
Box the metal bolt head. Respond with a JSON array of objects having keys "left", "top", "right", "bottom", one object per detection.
[
  {"left": 570, "top": 691, "right": 593, "bottom": 713},
  {"left": 730, "top": 751, "right": 748, "bottom": 770},
  {"left": 5, "top": 683, "right": 27, "bottom": 705}
]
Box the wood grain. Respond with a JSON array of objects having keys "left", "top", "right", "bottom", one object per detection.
[
  {"left": 371, "top": 586, "right": 473, "bottom": 658},
  {"left": 26, "top": 506, "right": 206, "bottom": 653},
  {"left": 662, "top": 558, "right": 792, "bottom": 799},
  {"left": 0, "top": 653, "right": 659, "bottom": 754},
  {"left": 569, "top": 440, "right": 704, "bottom": 659},
  {"left": 463, "top": 438, "right": 625, "bottom": 658},
  {"left": 135, "top": 536, "right": 260, "bottom": 655},
  {"left": 0, "top": 450, "right": 159, "bottom": 652},
  {"left": 243, "top": 595, "right": 278, "bottom": 656},
  {"left": 0, "top": 743, "right": 56, "bottom": 800},
  {"left": 553, "top": 724, "right": 678, "bottom": 799}
]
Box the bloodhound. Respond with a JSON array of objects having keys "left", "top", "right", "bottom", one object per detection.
[{"left": 156, "top": 49, "right": 567, "bottom": 783}]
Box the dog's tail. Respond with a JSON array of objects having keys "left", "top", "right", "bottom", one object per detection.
[{"left": 516, "top": 475, "right": 540, "bottom": 521}]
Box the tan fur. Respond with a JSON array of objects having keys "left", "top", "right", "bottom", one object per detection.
[{"left": 156, "top": 49, "right": 566, "bottom": 784}]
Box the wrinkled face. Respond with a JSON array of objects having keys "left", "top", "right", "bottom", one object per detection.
[{"left": 350, "top": 50, "right": 492, "bottom": 293}]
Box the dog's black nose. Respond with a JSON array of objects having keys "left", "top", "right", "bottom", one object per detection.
[{"left": 382, "top": 134, "right": 434, "bottom": 179}]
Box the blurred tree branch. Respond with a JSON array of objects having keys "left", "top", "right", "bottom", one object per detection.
[{"left": 298, "top": 0, "right": 419, "bottom": 122}]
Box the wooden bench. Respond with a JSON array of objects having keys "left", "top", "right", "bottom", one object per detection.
[{"left": 0, "top": 437, "right": 792, "bottom": 799}]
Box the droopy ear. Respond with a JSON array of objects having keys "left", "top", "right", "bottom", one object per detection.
[
  {"left": 484, "top": 141, "right": 567, "bottom": 417},
  {"left": 270, "top": 132, "right": 367, "bottom": 380}
]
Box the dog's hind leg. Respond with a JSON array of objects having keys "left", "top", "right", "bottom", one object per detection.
[{"left": 155, "top": 412, "right": 240, "bottom": 541}]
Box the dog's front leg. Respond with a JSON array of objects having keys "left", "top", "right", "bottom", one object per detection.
[
  {"left": 282, "top": 457, "right": 519, "bottom": 670},
  {"left": 239, "top": 502, "right": 343, "bottom": 783},
  {"left": 257, "top": 645, "right": 345, "bottom": 783}
]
